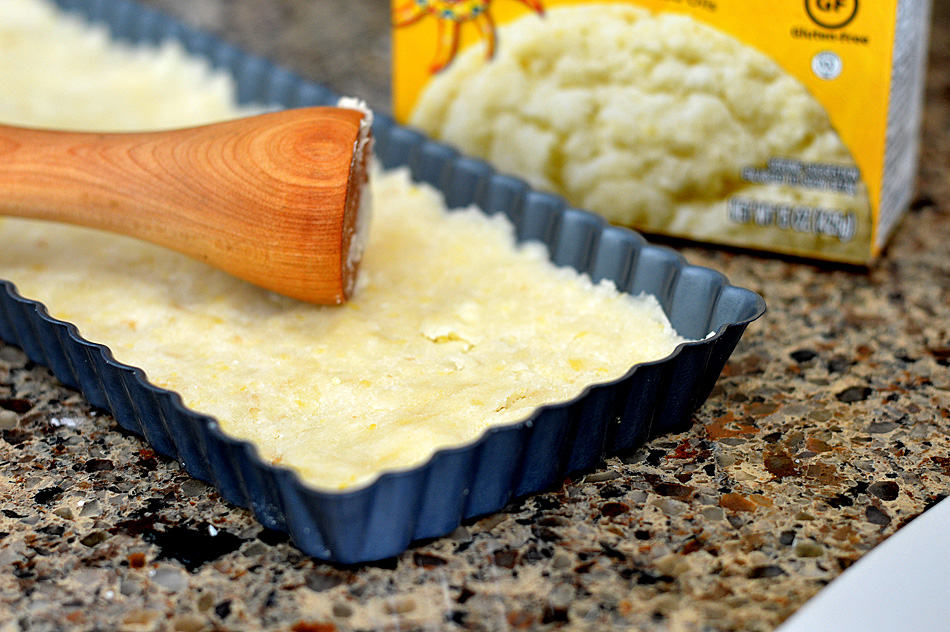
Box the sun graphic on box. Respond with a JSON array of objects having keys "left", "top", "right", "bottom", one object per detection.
[{"left": 393, "top": 0, "right": 545, "bottom": 73}]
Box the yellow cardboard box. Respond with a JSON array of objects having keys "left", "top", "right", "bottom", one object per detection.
[{"left": 392, "top": 0, "right": 932, "bottom": 263}]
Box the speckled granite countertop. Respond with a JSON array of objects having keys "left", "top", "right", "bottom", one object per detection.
[{"left": 2, "top": 2, "right": 948, "bottom": 631}]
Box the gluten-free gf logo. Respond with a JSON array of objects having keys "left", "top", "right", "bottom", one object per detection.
[{"left": 805, "top": 0, "right": 859, "bottom": 29}]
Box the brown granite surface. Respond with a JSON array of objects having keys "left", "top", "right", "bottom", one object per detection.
[{"left": 1, "top": 2, "right": 948, "bottom": 631}]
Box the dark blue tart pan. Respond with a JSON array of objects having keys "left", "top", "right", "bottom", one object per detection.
[{"left": 0, "top": 0, "right": 765, "bottom": 563}]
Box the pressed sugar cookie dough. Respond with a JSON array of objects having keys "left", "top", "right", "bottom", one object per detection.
[
  {"left": 409, "top": 4, "right": 873, "bottom": 261},
  {"left": 0, "top": 0, "right": 253, "bottom": 130},
  {"left": 0, "top": 0, "right": 687, "bottom": 490}
]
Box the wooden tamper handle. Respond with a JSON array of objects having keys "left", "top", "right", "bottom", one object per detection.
[{"left": 0, "top": 106, "right": 372, "bottom": 304}]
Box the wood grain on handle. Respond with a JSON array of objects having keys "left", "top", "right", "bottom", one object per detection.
[{"left": 0, "top": 106, "right": 371, "bottom": 304}]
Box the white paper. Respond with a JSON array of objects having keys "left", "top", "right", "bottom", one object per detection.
[{"left": 777, "top": 496, "right": 950, "bottom": 631}]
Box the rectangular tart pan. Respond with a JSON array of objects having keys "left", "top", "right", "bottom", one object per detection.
[{"left": 0, "top": 0, "right": 766, "bottom": 563}]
